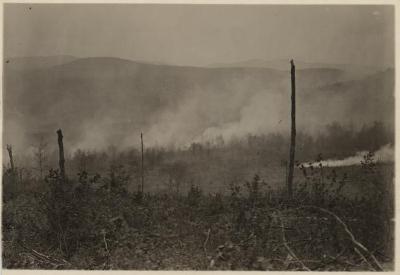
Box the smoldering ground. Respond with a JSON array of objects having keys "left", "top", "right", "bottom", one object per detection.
[{"left": 1, "top": 5, "right": 395, "bottom": 271}]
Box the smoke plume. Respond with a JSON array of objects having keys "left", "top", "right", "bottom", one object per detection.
[
  {"left": 302, "top": 143, "right": 394, "bottom": 167},
  {"left": 3, "top": 57, "right": 394, "bottom": 155}
]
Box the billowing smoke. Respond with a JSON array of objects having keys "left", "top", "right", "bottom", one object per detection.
[
  {"left": 3, "top": 58, "right": 394, "bottom": 155},
  {"left": 193, "top": 90, "right": 288, "bottom": 143},
  {"left": 302, "top": 143, "right": 394, "bottom": 167},
  {"left": 124, "top": 80, "right": 289, "bottom": 148}
]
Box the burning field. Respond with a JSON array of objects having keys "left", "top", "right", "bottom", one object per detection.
[{"left": 2, "top": 3, "right": 395, "bottom": 271}]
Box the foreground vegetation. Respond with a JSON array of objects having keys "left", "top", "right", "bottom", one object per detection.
[{"left": 2, "top": 146, "right": 394, "bottom": 270}]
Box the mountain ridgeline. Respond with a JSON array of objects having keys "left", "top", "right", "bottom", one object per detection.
[{"left": 4, "top": 56, "right": 394, "bottom": 154}]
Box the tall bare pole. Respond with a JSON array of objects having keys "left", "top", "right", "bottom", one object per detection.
[
  {"left": 57, "top": 129, "right": 66, "bottom": 182},
  {"left": 141, "top": 132, "right": 144, "bottom": 194},
  {"left": 287, "top": 59, "right": 296, "bottom": 199}
]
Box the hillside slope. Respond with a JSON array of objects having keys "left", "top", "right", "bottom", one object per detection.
[{"left": 3, "top": 56, "right": 394, "bottom": 152}]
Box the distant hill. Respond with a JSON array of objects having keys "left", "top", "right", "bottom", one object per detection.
[
  {"left": 5, "top": 55, "right": 77, "bottom": 71},
  {"left": 304, "top": 68, "right": 395, "bottom": 129},
  {"left": 209, "top": 58, "right": 383, "bottom": 70},
  {"left": 209, "top": 58, "right": 387, "bottom": 83},
  {"left": 3, "top": 56, "right": 394, "bottom": 152}
]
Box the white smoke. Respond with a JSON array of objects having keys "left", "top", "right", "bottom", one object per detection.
[
  {"left": 375, "top": 143, "right": 395, "bottom": 163},
  {"left": 193, "top": 90, "right": 288, "bottom": 143},
  {"left": 302, "top": 143, "right": 394, "bottom": 167},
  {"left": 132, "top": 81, "right": 278, "bottom": 148}
]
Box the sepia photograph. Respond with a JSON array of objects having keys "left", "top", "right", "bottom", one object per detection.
[{"left": 1, "top": 2, "right": 396, "bottom": 271}]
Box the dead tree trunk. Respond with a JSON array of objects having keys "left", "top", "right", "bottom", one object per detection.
[
  {"left": 6, "top": 144, "right": 15, "bottom": 172},
  {"left": 141, "top": 132, "right": 144, "bottom": 195},
  {"left": 56, "top": 129, "right": 66, "bottom": 182},
  {"left": 287, "top": 59, "right": 296, "bottom": 199}
]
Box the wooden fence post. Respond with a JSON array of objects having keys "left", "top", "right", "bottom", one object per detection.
[
  {"left": 141, "top": 132, "right": 144, "bottom": 195},
  {"left": 287, "top": 59, "right": 296, "bottom": 199},
  {"left": 57, "top": 129, "right": 66, "bottom": 182}
]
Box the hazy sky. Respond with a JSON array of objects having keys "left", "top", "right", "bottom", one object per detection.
[{"left": 4, "top": 4, "right": 394, "bottom": 67}]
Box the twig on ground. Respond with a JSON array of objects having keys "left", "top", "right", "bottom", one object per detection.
[
  {"left": 203, "top": 228, "right": 211, "bottom": 257},
  {"left": 19, "top": 243, "right": 70, "bottom": 268},
  {"left": 102, "top": 231, "right": 109, "bottom": 255},
  {"left": 276, "top": 210, "right": 311, "bottom": 271},
  {"left": 297, "top": 205, "right": 383, "bottom": 271},
  {"left": 101, "top": 231, "right": 111, "bottom": 270},
  {"left": 354, "top": 247, "right": 375, "bottom": 271}
]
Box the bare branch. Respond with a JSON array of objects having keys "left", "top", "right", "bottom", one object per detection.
[
  {"left": 276, "top": 210, "right": 311, "bottom": 271},
  {"left": 203, "top": 228, "right": 211, "bottom": 257},
  {"left": 297, "top": 205, "right": 383, "bottom": 271}
]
